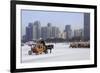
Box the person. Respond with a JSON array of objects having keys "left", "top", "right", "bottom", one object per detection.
[
  {"left": 39, "top": 38, "right": 48, "bottom": 54},
  {"left": 40, "top": 39, "right": 46, "bottom": 46}
]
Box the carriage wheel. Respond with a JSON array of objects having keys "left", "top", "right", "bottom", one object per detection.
[{"left": 28, "top": 50, "right": 32, "bottom": 55}]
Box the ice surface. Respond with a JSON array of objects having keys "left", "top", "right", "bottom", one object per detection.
[{"left": 21, "top": 43, "right": 90, "bottom": 63}]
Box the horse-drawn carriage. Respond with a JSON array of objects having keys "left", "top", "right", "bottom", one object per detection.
[{"left": 28, "top": 40, "right": 54, "bottom": 55}]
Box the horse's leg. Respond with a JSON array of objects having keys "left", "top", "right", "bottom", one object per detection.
[{"left": 50, "top": 49, "right": 52, "bottom": 53}]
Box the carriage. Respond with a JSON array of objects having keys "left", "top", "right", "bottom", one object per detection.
[{"left": 28, "top": 40, "right": 54, "bottom": 55}]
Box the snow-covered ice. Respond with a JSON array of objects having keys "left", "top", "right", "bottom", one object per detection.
[{"left": 21, "top": 43, "right": 90, "bottom": 63}]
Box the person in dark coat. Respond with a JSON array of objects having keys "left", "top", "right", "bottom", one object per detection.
[
  {"left": 39, "top": 39, "right": 48, "bottom": 54},
  {"left": 40, "top": 39, "right": 46, "bottom": 46}
]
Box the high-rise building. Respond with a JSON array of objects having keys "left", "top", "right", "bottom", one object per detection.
[
  {"left": 25, "top": 23, "right": 33, "bottom": 41},
  {"left": 32, "top": 23, "right": 37, "bottom": 40},
  {"left": 47, "top": 23, "right": 52, "bottom": 39},
  {"left": 59, "top": 31, "right": 66, "bottom": 39},
  {"left": 65, "top": 25, "right": 72, "bottom": 40},
  {"left": 25, "top": 21, "right": 41, "bottom": 41},
  {"left": 33, "top": 21, "right": 41, "bottom": 40},
  {"left": 51, "top": 26, "right": 60, "bottom": 38},
  {"left": 41, "top": 27, "right": 48, "bottom": 40},
  {"left": 41, "top": 23, "right": 60, "bottom": 39},
  {"left": 74, "top": 29, "right": 84, "bottom": 38},
  {"left": 84, "top": 13, "right": 90, "bottom": 41}
]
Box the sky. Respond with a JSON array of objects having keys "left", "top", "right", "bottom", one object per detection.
[{"left": 21, "top": 10, "right": 84, "bottom": 36}]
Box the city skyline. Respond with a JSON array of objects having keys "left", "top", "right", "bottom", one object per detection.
[
  {"left": 22, "top": 21, "right": 84, "bottom": 42},
  {"left": 21, "top": 10, "right": 84, "bottom": 36}
]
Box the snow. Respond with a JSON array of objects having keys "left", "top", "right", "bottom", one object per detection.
[{"left": 21, "top": 43, "right": 90, "bottom": 63}]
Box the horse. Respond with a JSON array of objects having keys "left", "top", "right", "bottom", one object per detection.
[{"left": 46, "top": 45, "right": 54, "bottom": 54}]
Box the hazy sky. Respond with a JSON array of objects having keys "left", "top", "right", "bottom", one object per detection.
[{"left": 21, "top": 10, "right": 84, "bottom": 36}]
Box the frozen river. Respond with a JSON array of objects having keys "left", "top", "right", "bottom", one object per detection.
[{"left": 21, "top": 43, "right": 90, "bottom": 63}]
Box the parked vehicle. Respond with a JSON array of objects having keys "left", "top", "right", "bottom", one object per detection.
[{"left": 69, "top": 42, "right": 90, "bottom": 48}]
